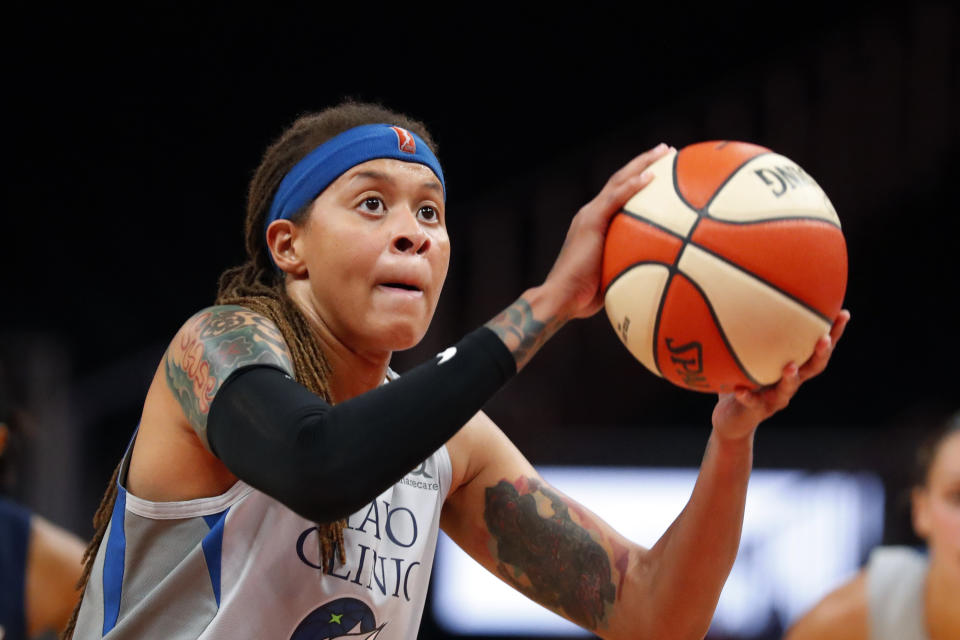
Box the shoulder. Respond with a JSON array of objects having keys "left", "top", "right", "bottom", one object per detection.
[
  {"left": 168, "top": 305, "right": 294, "bottom": 378},
  {"left": 162, "top": 305, "right": 293, "bottom": 436},
  {"left": 784, "top": 571, "right": 869, "bottom": 640},
  {"left": 25, "top": 514, "right": 85, "bottom": 637},
  {"left": 27, "top": 513, "right": 85, "bottom": 571},
  {"left": 133, "top": 306, "right": 292, "bottom": 495}
]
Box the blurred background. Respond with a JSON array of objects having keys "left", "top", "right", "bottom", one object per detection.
[{"left": 2, "top": 2, "right": 957, "bottom": 638}]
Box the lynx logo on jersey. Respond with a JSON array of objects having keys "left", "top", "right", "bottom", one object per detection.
[
  {"left": 390, "top": 126, "right": 416, "bottom": 154},
  {"left": 289, "top": 597, "right": 385, "bottom": 639}
]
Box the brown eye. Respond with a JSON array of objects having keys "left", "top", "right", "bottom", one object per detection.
[
  {"left": 418, "top": 206, "right": 439, "bottom": 223},
  {"left": 361, "top": 197, "right": 384, "bottom": 213}
]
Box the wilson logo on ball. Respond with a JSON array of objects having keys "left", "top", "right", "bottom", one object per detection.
[
  {"left": 601, "top": 140, "right": 847, "bottom": 393},
  {"left": 753, "top": 164, "right": 816, "bottom": 198}
]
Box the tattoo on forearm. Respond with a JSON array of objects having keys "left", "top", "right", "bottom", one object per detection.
[
  {"left": 484, "top": 477, "right": 625, "bottom": 631},
  {"left": 164, "top": 306, "right": 293, "bottom": 435},
  {"left": 485, "top": 298, "right": 558, "bottom": 369}
]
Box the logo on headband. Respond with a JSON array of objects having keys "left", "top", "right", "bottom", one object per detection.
[{"left": 390, "top": 126, "right": 416, "bottom": 154}]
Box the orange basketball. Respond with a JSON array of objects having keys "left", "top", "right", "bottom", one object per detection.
[{"left": 602, "top": 141, "right": 847, "bottom": 393}]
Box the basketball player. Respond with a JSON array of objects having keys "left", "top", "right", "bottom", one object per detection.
[
  {"left": 0, "top": 364, "right": 85, "bottom": 639},
  {"left": 65, "top": 101, "right": 849, "bottom": 639},
  {"left": 785, "top": 411, "right": 960, "bottom": 640}
]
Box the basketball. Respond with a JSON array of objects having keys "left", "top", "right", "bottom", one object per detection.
[{"left": 601, "top": 141, "right": 847, "bottom": 393}]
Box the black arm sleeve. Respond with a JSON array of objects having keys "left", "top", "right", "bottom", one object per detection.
[{"left": 207, "top": 326, "right": 516, "bottom": 522}]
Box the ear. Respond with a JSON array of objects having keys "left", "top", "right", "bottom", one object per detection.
[
  {"left": 266, "top": 219, "right": 308, "bottom": 277},
  {"left": 911, "top": 486, "right": 931, "bottom": 539}
]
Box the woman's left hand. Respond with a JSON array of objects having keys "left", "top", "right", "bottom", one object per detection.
[{"left": 712, "top": 310, "right": 851, "bottom": 441}]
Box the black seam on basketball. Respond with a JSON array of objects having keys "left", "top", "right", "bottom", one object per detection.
[
  {"left": 684, "top": 242, "right": 833, "bottom": 323},
  {"left": 623, "top": 152, "right": 698, "bottom": 235},
  {"left": 616, "top": 209, "right": 688, "bottom": 240},
  {"left": 602, "top": 261, "right": 673, "bottom": 296},
  {"left": 673, "top": 233, "right": 689, "bottom": 271},
  {"left": 702, "top": 151, "right": 773, "bottom": 217},
  {"left": 688, "top": 215, "right": 703, "bottom": 239},
  {"left": 650, "top": 269, "right": 675, "bottom": 379},
  {"left": 672, "top": 270, "right": 762, "bottom": 388},
  {"left": 671, "top": 151, "right": 701, "bottom": 214},
  {"left": 693, "top": 214, "right": 842, "bottom": 229}
]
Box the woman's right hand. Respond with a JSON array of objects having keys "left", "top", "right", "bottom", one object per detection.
[
  {"left": 541, "top": 143, "right": 671, "bottom": 321},
  {"left": 486, "top": 143, "right": 671, "bottom": 370}
]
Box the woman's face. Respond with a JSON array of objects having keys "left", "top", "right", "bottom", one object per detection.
[
  {"left": 293, "top": 158, "right": 450, "bottom": 355},
  {"left": 913, "top": 430, "right": 960, "bottom": 578}
]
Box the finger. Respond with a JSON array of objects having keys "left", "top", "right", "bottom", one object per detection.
[
  {"left": 580, "top": 143, "right": 671, "bottom": 230},
  {"left": 830, "top": 309, "right": 851, "bottom": 344},
  {"left": 798, "top": 333, "right": 832, "bottom": 381},
  {"left": 604, "top": 169, "right": 656, "bottom": 212},
  {"left": 608, "top": 143, "right": 671, "bottom": 188},
  {"left": 576, "top": 168, "right": 658, "bottom": 232},
  {"left": 734, "top": 387, "right": 762, "bottom": 409},
  {"left": 581, "top": 144, "right": 672, "bottom": 228},
  {"left": 745, "top": 362, "right": 799, "bottom": 412},
  {"left": 799, "top": 310, "right": 850, "bottom": 381},
  {"left": 771, "top": 362, "right": 801, "bottom": 409}
]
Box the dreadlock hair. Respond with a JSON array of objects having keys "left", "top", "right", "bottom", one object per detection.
[{"left": 62, "top": 101, "right": 437, "bottom": 639}]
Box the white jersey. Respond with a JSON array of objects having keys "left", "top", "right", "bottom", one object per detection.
[
  {"left": 865, "top": 546, "right": 930, "bottom": 640},
  {"left": 73, "top": 438, "right": 452, "bottom": 639}
]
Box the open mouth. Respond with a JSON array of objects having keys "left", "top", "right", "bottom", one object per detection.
[{"left": 380, "top": 282, "right": 421, "bottom": 292}]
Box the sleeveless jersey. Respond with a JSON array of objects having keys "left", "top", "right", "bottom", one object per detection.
[
  {"left": 0, "top": 497, "right": 31, "bottom": 640},
  {"left": 73, "top": 439, "right": 452, "bottom": 639},
  {"left": 865, "top": 546, "right": 929, "bottom": 640}
]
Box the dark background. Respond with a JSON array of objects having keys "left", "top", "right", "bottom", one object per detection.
[{"left": 2, "top": 3, "right": 957, "bottom": 638}]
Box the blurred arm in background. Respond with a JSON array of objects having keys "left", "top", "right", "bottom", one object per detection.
[{"left": 1, "top": 372, "right": 85, "bottom": 639}]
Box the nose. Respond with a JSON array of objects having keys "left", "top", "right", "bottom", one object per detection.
[{"left": 391, "top": 210, "right": 431, "bottom": 255}]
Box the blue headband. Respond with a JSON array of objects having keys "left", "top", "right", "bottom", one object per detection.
[{"left": 265, "top": 123, "right": 445, "bottom": 233}]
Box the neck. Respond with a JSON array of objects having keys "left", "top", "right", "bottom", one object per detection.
[
  {"left": 285, "top": 279, "right": 390, "bottom": 403},
  {"left": 925, "top": 556, "right": 960, "bottom": 640}
]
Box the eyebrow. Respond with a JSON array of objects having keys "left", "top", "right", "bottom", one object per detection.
[{"left": 350, "top": 170, "right": 443, "bottom": 195}]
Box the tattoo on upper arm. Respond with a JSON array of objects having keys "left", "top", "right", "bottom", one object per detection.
[
  {"left": 485, "top": 298, "right": 560, "bottom": 369},
  {"left": 164, "top": 306, "right": 293, "bottom": 437},
  {"left": 484, "top": 476, "right": 628, "bottom": 631}
]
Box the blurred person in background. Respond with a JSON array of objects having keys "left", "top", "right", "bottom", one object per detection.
[
  {"left": 785, "top": 410, "right": 960, "bottom": 640},
  {"left": 0, "top": 362, "right": 86, "bottom": 640}
]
